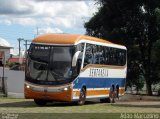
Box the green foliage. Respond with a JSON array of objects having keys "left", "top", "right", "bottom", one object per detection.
[
  {"left": 85, "top": 0, "right": 160, "bottom": 95},
  {"left": 158, "top": 89, "right": 160, "bottom": 95},
  {"left": 151, "top": 39, "right": 160, "bottom": 84},
  {"left": 5, "top": 62, "right": 16, "bottom": 68},
  {"left": 136, "top": 78, "right": 144, "bottom": 93},
  {"left": 127, "top": 60, "right": 144, "bottom": 93}
]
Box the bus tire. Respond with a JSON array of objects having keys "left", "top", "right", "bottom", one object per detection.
[
  {"left": 34, "top": 99, "right": 47, "bottom": 106},
  {"left": 109, "top": 90, "right": 115, "bottom": 103},
  {"left": 77, "top": 88, "right": 86, "bottom": 105},
  {"left": 116, "top": 85, "right": 119, "bottom": 99}
]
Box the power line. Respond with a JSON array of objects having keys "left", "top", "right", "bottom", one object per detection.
[{"left": 17, "top": 38, "right": 32, "bottom": 56}]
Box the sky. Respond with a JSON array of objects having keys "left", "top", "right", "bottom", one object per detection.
[{"left": 0, "top": 0, "right": 99, "bottom": 55}]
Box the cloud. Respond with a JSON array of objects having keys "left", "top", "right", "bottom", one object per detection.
[
  {"left": 0, "top": 0, "right": 94, "bottom": 17},
  {"left": 34, "top": 27, "right": 63, "bottom": 35},
  {"left": 0, "top": 17, "right": 37, "bottom": 26},
  {"left": 0, "top": 0, "right": 98, "bottom": 28},
  {"left": 52, "top": 16, "right": 76, "bottom": 28},
  {"left": 0, "top": 0, "right": 35, "bottom": 15},
  {"left": 0, "top": 19, "right": 12, "bottom": 25},
  {"left": 0, "top": 37, "right": 11, "bottom": 47}
]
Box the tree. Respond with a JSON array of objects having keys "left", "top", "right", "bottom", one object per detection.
[
  {"left": 152, "top": 39, "right": 160, "bottom": 84},
  {"left": 85, "top": 0, "right": 160, "bottom": 95}
]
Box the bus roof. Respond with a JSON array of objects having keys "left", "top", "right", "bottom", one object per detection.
[{"left": 32, "top": 33, "right": 126, "bottom": 49}]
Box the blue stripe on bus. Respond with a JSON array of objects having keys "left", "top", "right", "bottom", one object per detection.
[{"left": 73, "top": 77, "right": 126, "bottom": 89}]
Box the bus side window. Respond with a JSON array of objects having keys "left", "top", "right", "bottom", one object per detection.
[
  {"left": 72, "top": 52, "right": 82, "bottom": 77},
  {"left": 72, "top": 44, "right": 84, "bottom": 77},
  {"left": 84, "top": 44, "right": 93, "bottom": 67},
  {"left": 77, "top": 58, "right": 82, "bottom": 74},
  {"left": 104, "top": 47, "right": 126, "bottom": 66},
  {"left": 76, "top": 43, "right": 84, "bottom": 52},
  {"left": 112, "top": 48, "right": 117, "bottom": 65},
  {"left": 98, "top": 46, "right": 105, "bottom": 64},
  {"left": 117, "top": 49, "right": 121, "bottom": 65},
  {"left": 105, "top": 47, "right": 110, "bottom": 65},
  {"left": 115, "top": 49, "right": 126, "bottom": 66},
  {"left": 92, "top": 45, "right": 98, "bottom": 64},
  {"left": 121, "top": 50, "right": 126, "bottom": 65}
]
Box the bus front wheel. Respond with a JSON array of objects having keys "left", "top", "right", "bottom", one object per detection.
[
  {"left": 34, "top": 99, "right": 47, "bottom": 106},
  {"left": 77, "top": 88, "right": 86, "bottom": 105}
]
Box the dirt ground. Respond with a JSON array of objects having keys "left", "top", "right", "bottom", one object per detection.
[{"left": 113, "top": 94, "right": 160, "bottom": 108}]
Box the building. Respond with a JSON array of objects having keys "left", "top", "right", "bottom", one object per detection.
[{"left": 0, "top": 37, "right": 12, "bottom": 66}]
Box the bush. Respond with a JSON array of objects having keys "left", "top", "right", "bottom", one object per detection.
[
  {"left": 5, "top": 62, "right": 16, "bottom": 68},
  {"left": 158, "top": 88, "right": 160, "bottom": 96}
]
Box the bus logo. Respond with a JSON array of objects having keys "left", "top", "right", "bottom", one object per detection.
[{"left": 89, "top": 68, "right": 108, "bottom": 78}]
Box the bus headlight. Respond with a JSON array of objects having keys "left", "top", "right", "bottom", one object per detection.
[
  {"left": 64, "top": 87, "right": 68, "bottom": 91},
  {"left": 26, "top": 85, "right": 30, "bottom": 89}
]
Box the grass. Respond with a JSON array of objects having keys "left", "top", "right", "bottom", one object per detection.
[{"left": 0, "top": 98, "right": 160, "bottom": 119}]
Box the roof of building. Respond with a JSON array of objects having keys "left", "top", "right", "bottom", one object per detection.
[
  {"left": 0, "top": 37, "right": 12, "bottom": 48},
  {"left": 8, "top": 58, "right": 26, "bottom": 63}
]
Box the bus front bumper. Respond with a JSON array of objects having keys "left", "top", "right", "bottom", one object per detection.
[{"left": 24, "top": 82, "right": 73, "bottom": 102}]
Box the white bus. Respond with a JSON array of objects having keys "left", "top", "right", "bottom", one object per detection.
[{"left": 25, "top": 34, "right": 127, "bottom": 106}]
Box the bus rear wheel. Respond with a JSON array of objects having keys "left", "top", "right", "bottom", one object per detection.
[
  {"left": 109, "top": 90, "right": 115, "bottom": 103},
  {"left": 77, "top": 88, "right": 86, "bottom": 105},
  {"left": 34, "top": 99, "right": 47, "bottom": 106}
]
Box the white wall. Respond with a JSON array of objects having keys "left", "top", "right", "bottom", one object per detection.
[
  {"left": 0, "top": 48, "right": 10, "bottom": 63},
  {"left": 0, "top": 67, "right": 24, "bottom": 98}
]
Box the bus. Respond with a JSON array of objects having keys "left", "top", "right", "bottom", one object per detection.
[{"left": 25, "top": 34, "right": 127, "bottom": 106}]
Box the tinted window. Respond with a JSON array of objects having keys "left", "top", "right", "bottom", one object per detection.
[
  {"left": 104, "top": 47, "right": 126, "bottom": 66},
  {"left": 92, "top": 45, "right": 105, "bottom": 64},
  {"left": 76, "top": 43, "right": 84, "bottom": 52},
  {"left": 29, "top": 45, "right": 50, "bottom": 63},
  {"left": 83, "top": 43, "right": 126, "bottom": 67},
  {"left": 84, "top": 44, "right": 93, "bottom": 66},
  {"left": 26, "top": 44, "right": 74, "bottom": 85}
]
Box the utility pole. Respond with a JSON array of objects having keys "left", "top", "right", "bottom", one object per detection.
[
  {"left": 2, "top": 51, "right": 6, "bottom": 96},
  {"left": 17, "top": 38, "right": 24, "bottom": 56},
  {"left": 23, "top": 40, "right": 31, "bottom": 52},
  {"left": 18, "top": 38, "right": 31, "bottom": 56},
  {"left": 37, "top": 27, "right": 39, "bottom": 36},
  {"left": 25, "top": 40, "right": 27, "bottom": 51},
  {"left": 23, "top": 40, "right": 28, "bottom": 52}
]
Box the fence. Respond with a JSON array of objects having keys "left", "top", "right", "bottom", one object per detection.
[{"left": 0, "top": 77, "right": 7, "bottom": 97}]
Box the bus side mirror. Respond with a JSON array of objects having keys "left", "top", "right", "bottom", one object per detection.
[{"left": 72, "top": 51, "right": 81, "bottom": 67}]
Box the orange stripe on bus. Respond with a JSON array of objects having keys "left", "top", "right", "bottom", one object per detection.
[
  {"left": 119, "top": 88, "right": 125, "bottom": 94},
  {"left": 74, "top": 89, "right": 125, "bottom": 97},
  {"left": 74, "top": 90, "right": 109, "bottom": 97},
  {"left": 87, "top": 90, "right": 110, "bottom": 96}
]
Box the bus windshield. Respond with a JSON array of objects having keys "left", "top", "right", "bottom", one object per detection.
[{"left": 26, "top": 44, "right": 74, "bottom": 85}]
